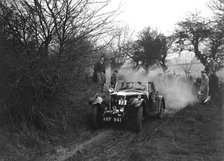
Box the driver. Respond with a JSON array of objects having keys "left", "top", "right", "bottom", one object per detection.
[{"left": 127, "top": 82, "right": 134, "bottom": 89}]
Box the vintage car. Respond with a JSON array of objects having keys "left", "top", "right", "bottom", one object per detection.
[{"left": 88, "top": 81, "right": 166, "bottom": 132}]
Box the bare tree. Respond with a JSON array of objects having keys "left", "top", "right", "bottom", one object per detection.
[
  {"left": 105, "top": 25, "right": 134, "bottom": 66},
  {"left": 209, "top": 0, "right": 224, "bottom": 17},
  {"left": 0, "top": 0, "right": 120, "bottom": 134},
  {"left": 175, "top": 12, "right": 210, "bottom": 65},
  {"left": 181, "top": 52, "right": 197, "bottom": 77},
  {"left": 208, "top": 0, "right": 224, "bottom": 59},
  {"left": 207, "top": 20, "right": 224, "bottom": 58}
]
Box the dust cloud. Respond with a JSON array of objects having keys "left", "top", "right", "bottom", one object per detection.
[
  {"left": 114, "top": 63, "right": 198, "bottom": 109},
  {"left": 154, "top": 73, "right": 197, "bottom": 109}
]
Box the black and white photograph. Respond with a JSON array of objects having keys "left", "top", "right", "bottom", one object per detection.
[{"left": 0, "top": 0, "right": 224, "bottom": 160}]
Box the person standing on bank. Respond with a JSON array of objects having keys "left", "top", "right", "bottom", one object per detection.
[
  {"left": 93, "top": 56, "right": 106, "bottom": 91},
  {"left": 208, "top": 70, "right": 219, "bottom": 105},
  {"left": 205, "top": 57, "right": 217, "bottom": 73},
  {"left": 110, "top": 70, "right": 118, "bottom": 88},
  {"left": 199, "top": 70, "right": 210, "bottom": 103}
]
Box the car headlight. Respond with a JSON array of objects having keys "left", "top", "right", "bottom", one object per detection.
[{"left": 120, "top": 107, "right": 124, "bottom": 112}]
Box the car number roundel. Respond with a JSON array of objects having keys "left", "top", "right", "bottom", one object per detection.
[{"left": 118, "top": 99, "right": 127, "bottom": 105}]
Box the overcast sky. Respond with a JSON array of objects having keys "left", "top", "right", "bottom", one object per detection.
[{"left": 113, "top": 0, "right": 213, "bottom": 36}]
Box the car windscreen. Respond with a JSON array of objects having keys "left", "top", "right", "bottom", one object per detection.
[{"left": 115, "top": 82, "right": 147, "bottom": 91}]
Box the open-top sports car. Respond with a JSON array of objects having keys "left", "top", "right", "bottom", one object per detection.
[{"left": 88, "top": 81, "right": 166, "bottom": 132}]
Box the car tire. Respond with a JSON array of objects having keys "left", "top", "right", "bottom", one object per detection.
[
  {"left": 157, "top": 100, "right": 164, "bottom": 119},
  {"left": 91, "top": 105, "right": 103, "bottom": 129},
  {"left": 135, "top": 106, "right": 143, "bottom": 132}
]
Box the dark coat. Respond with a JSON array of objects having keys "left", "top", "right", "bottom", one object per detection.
[
  {"left": 94, "top": 62, "right": 105, "bottom": 73},
  {"left": 200, "top": 75, "right": 209, "bottom": 99},
  {"left": 110, "top": 72, "right": 118, "bottom": 87},
  {"left": 209, "top": 73, "right": 219, "bottom": 97},
  {"left": 93, "top": 61, "right": 106, "bottom": 82}
]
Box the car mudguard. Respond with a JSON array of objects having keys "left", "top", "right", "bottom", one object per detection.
[
  {"left": 92, "top": 96, "right": 103, "bottom": 105},
  {"left": 131, "top": 98, "right": 144, "bottom": 108},
  {"left": 89, "top": 96, "right": 103, "bottom": 105}
]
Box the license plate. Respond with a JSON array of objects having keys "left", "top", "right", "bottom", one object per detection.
[
  {"left": 103, "top": 117, "right": 121, "bottom": 122},
  {"left": 103, "top": 117, "right": 112, "bottom": 121}
]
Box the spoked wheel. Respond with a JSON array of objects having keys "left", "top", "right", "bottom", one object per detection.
[
  {"left": 91, "top": 105, "right": 103, "bottom": 129},
  {"left": 135, "top": 106, "right": 143, "bottom": 132},
  {"left": 157, "top": 101, "right": 164, "bottom": 119}
]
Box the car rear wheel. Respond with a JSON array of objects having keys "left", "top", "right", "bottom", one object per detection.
[
  {"left": 91, "top": 105, "right": 103, "bottom": 129},
  {"left": 157, "top": 101, "right": 164, "bottom": 119},
  {"left": 135, "top": 106, "right": 143, "bottom": 132}
]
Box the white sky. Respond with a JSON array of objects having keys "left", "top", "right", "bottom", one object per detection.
[{"left": 113, "top": 0, "right": 213, "bottom": 36}]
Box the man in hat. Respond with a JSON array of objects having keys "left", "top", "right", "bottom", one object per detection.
[
  {"left": 93, "top": 56, "right": 106, "bottom": 92},
  {"left": 199, "top": 70, "right": 210, "bottom": 103},
  {"left": 205, "top": 57, "right": 217, "bottom": 74}
]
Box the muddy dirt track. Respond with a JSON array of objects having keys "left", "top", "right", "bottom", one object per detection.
[
  {"left": 37, "top": 101, "right": 224, "bottom": 161},
  {"left": 66, "top": 114, "right": 175, "bottom": 161},
  {"left": 35, "top": 84, "right": 224, "bottom": 161},
  {"left": 38, "top": 109, "right": 174, "bottom": 161}
]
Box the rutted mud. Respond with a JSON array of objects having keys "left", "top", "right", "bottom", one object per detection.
[
  {"left": 65, "top": 111, "right": 175, "bottom": 161},
  {"left": 37, "top": 129, "right": 113, "bottom": 161},
  {"left": 38, "top": 109, "right": 176, "bottom": 161},
  {"left": 36, "top": 98, "right": 224, "bottom": 161}
]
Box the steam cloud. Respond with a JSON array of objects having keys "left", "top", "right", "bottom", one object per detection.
[{"left": 113, "top": 63, "right": 198, "bottom": 109}]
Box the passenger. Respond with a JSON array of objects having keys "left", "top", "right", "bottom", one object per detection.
[{"left": 127, "top": 82, "right": 134, "bottom": 89}]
